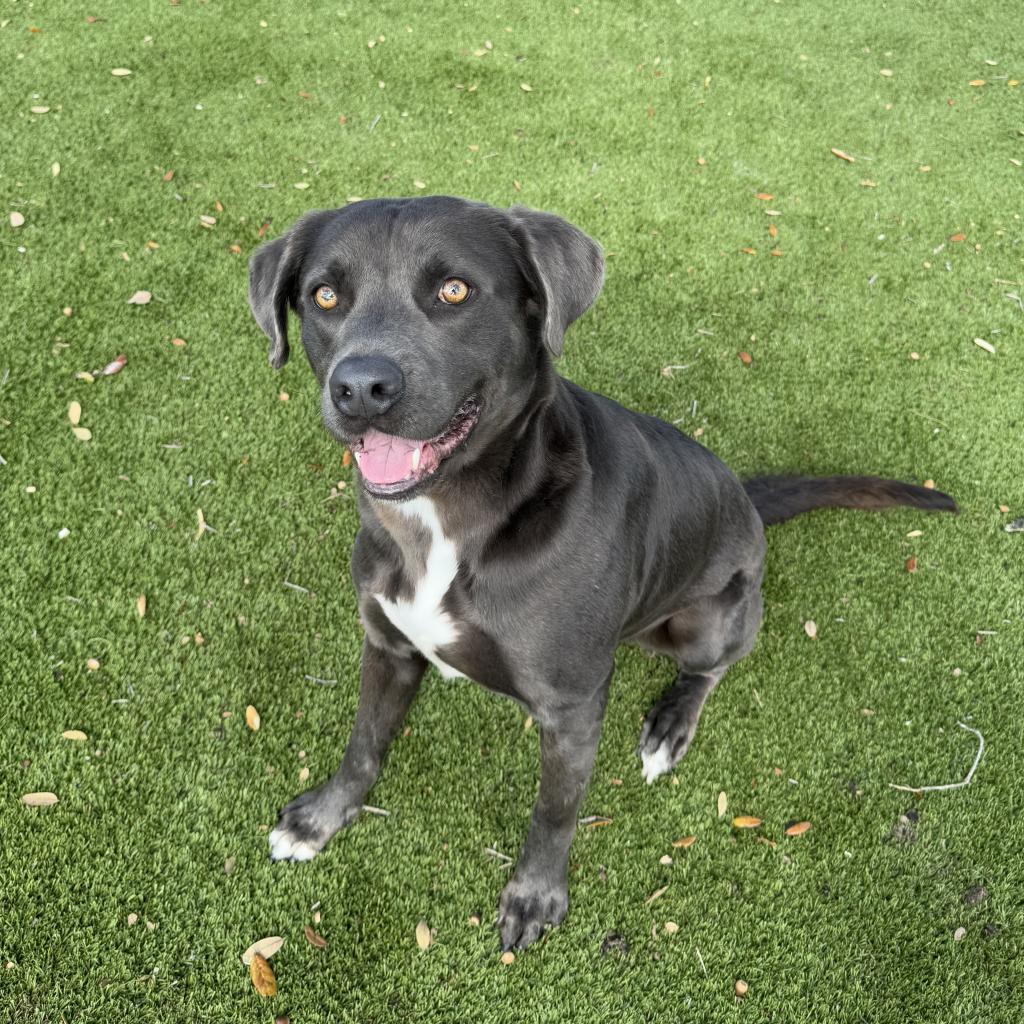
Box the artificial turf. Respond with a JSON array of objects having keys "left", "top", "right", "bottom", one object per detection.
[{"left": 1, "top": 1, "right": 1022, "bottom": 1021}]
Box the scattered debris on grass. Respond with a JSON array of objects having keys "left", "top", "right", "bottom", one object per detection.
[
  {"left": 905, "top": 555, "right": 918, "bottom": 573},
  {"left": 889, "top": 722, "right": 985, "bottom": 794},
  {"left": 804, "top": 620, "right": 817, "bottom": 639},
  {"left": 303, "top": 925, "right": 327, "bottom": 949},
  {"left": 963, "top": 885, "right": 988, "bottom": 906},
  {"left": 61, "top": 730, "right": 87, "bottom": 741},
  {"left": 732, "top": 816, "right": 761, "bottom": 829},
  {"left": 500, "top": 950, "right": 516, "bottom": 964},
  {"left": 468, "top": 913, "right": 481, "bottom": 927},
  {"left": 735, "top": 979, "right": 749, "bottom": 998},
  {"left": 888, "top": 808, "right": 919, "bottom": 844},
  {"left": 954, "top": 926, "right": 967, "bottom": 941},
  {"left": 645, "top": 884, "right": 669, "bottom": 905},
  {"left": 245, "top": 705, "right": 261, "bottom": 732},
  {"left": 136, "top": 594, "right": 147, "bottom": 618},
  {"left": 1004, "top": 517, "right": 1024, "bottom": 533},
  {"left": 973, "top": 337, "right": 995, "bottom": 354},
  {"left": 415, "top": 919, "right": 432, "bottom": 950},
  {"left": 784, "top": 821, "right": 812, "bottom": 837},
  {"left": 579, "top": 815, "right": 612, "bottom": 828},
  {"left": 659, "top": 854, "right": 673, "bottom": 865},
  {"left": 126, "top": 290, "right": 152, "bottom": 305},
  {"left": 664, "top": 921, "right": 679, "bottom": 934},
  {"left": 672, "top": 836, "right": 696, "bottom": 849},
  {"left": 717, "top": 791, "right": 727, "bottom": 817},
  {"left": 830, "top": 148, "right": 855, "bottom": 162}
]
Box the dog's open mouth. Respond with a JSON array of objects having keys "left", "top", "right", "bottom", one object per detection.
[{"left": 351, "top": 398, "right": 480, "bottom": 497}]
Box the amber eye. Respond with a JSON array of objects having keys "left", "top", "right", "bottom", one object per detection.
[
  {"left": 314, "top": 285, "right": 338, "bottom": 310},
  {"left": 438, "top": 278, "right": 470, "bottom": 305}
]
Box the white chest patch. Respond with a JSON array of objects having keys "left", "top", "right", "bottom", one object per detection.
[{"left": 375, "top": 497, "right": 465, "bottom": 679}]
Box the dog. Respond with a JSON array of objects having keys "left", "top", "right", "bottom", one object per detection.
[{"left": 248, "top": 196, "right": 956, "bottom": 951}]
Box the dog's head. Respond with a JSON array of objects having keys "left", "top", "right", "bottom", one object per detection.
[{"left": 248, "top": 196, "right": 603, "bottom": 499}]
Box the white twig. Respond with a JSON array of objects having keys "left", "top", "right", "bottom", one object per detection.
[
  {"left": 361, "top": 804, "right": 390, "bottom": 817},
  {"left": 283, "top": 580, "right": 309, "bottom": 594},
  {"left": 888, "top": 722, "right": 985, "bottom": 794},
  {"left": 304, "top": 674, "right": 336, "bottom": 686}
]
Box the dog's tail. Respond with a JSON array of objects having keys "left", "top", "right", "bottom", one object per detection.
[{"left": 743, "top": 475, "right": 958, "bottom": 526}]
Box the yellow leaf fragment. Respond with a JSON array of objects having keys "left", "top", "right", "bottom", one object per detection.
[
  {"left": 136, "top": 593, "right": 147, "bottom": 618},
  {"left": 804, "top": 619, "right": 817, "bottom": 639},
  {"left": 830, "top": 148, "right": 855, "bottom": 162},
  {"left": 500, "top": 951, "right": 515, "bottom": 964},
  {"left": 72, "top": 426, "right": 92, "bottom": 442},
  {"left": 784, "top": 821, "right": 812, "bottom": 837},
  {"left": 672, "top": 835, "right": 697, "bottom": 849},
  {"left": 249, "top": 953, "right": 277, "bottom": 997},
  {"left": 717, "top": 791, "right": 727, "bottom": 817},
  {"left": 245, "top": 705, "right": 261, "bottom": 732},
  {"left": 68, "top": 401, "right": 82, "bottom": 425},
  {"left": 61, "top": 730, "right": 87, "bottom": 741},
  {"left": 415, "top": 919, "right": 432, "bottom": 950},
  {"left": 732, "top": 816, "right": 762, "bottom": 829}
]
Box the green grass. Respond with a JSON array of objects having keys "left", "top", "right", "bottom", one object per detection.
[{"left": 2, "top": 1, "right": 1022, "bottom": 1020}]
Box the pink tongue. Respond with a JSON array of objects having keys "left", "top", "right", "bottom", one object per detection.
[{"left": 354, "top": 429, "right": 426, "bottom": 485}]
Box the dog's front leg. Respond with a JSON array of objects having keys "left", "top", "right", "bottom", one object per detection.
[
  {"left": 497, "top": 686, "right": 608, "bottom": 951},
  {"left": 269, "top": 638, "right": 426, "bottom": 862}
]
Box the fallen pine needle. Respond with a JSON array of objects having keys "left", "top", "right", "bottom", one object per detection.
[
  {"left": 644, "top": 884, "right": 669, "bottom": 905},
  {"left": 888, "top": 722, "right": 984, "bottom": 793},
  {"left": 695, "top": 946, "right": 708, "bottom": 976}
]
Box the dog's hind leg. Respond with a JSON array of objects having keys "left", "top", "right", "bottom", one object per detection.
[{"left": 635, "top": 569, "right": 762, "bottom": 783}]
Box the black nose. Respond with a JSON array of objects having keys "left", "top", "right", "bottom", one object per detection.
[{"left": 329, "top": 355, "right": 405, "bottom": 419}]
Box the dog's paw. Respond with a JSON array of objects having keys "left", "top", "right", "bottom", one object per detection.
[
  {"left": 268, "top": 787, "right": 358, "bottom": 863},
  {"left": 637, "top": 694, "right": 700, "bottom": 784},
  {"left": 496, "top": 874, "right": 568, "bottom": 951}
]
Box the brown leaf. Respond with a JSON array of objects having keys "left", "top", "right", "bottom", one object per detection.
[
  {"left": 303, "top": 925, "right": 327, "bottom": 949},
  {"left": 753, "top": 192, "right": 774, "bottom": 201},
  {"left": 257, "top": 222, "right": 271, "bottom": 239},
  {"left": 171, "top": 337, "right": 186, "bottom": 347},
  {"left": 245, "top": 705, "right": 261, "bottom": 732},
  {"left": 732, "top": 816, "right": 762, "bottom": 829},
  {"left": 905, "top": 555, "right": 918, "bottom": 573},
  {"left": 672, "top": 835, "right": 696, "bottom": 849},
  {"left": 740, "top": 247, "right": 757, "bottom": 255},
  {"left": 162, "top": 169, "right": 174, "bottom": 182},
  {"left": 768, "top": 223, "right": 778, "bottom": 239},
  {"left": 21, "top": 792, "right": 58, "bottom": 807},
  {"left": 249, "top": 953, "right": 277, "bottom": 997},
  {"left": 738, "top": 351, "right": 752, "bottom": 365},
  {"left": 949, "top": 232, "right": 966, "bottom": 242},
  {"left": 784, "top": 821, "right": 812, "bottom": 837},
  {"left": 969, "top": 79, "right": 986, "bottom": 86},
  {"left": 241, "top": 936, "right": 284, "bottom": 965},
  {"left": 342, "top": 448, "right": 352, "bottom": 468},
  {"left": 831, "top": 148, "right": 855, "bottom": 162}
]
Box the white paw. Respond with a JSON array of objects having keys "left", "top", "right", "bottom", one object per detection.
[
  {"left": 640, "top": 742, "right": 673, "bottom": 784},
  {"left": 268, "top": 827, "right": 321, "bottom": 862}
]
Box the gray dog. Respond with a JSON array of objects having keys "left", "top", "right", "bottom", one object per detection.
[{"left": 248, "top": 196, "right": 956, "bottom": 951}]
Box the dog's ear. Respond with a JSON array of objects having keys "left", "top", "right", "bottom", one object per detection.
[
  {"left": 507, "top": 207, "right": 604, "bottom": 358},
  {"left": 249, "top": 219, "right": 317, "bottom": 369}
]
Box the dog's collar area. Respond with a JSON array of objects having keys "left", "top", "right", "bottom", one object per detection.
[{"left": 353, "top": 398, "right": 480, "bottom": 497}]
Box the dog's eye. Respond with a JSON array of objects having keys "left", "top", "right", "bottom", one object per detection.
[
  {"left": 314, "top": 285, "right": 338, "bottom": 310},
  {"left": 438, "top": 278, "right": 470, "bottom": 305}
]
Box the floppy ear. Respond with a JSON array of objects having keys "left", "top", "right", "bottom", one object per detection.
[
  {"left": 506, "top": 206, "right": 605, "bottom": 358},
  {"left": 249, "top": 230, "right": 300, "bottom": 369}
]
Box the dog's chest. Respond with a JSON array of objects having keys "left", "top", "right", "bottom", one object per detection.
[{"left": 374, "top": 498, "right": 465, "bottom": 679}]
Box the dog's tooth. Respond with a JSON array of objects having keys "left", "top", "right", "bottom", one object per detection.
[{"left": 411, "top": 447, "right": 421, "bottom": 471}]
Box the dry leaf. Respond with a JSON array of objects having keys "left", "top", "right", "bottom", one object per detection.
[
  {"left": 303, "top": 925, "right": 327, "bottom": 949},
  {"left": 72, "top": 427, "right": 92, "bottom": 442},
  {"left": 163, "top": 169, "right": 174, "bottom": 182},
  {"left": 245, "top": 705, "right": 261, "bottom": 732},
  {"left": 784, "top": 821, "right": 812, "bottom": 837},
  {"left": 249, "top": 953, "right": 277, "bottom": 997},
  {"left": 61, "top": 730, "right": 87, "bottom": 741},
  {"left": 127, "top": 913, "right": 138, "bottom": 926},
  {"left": 298, "top": 766, "right": 310, "bottom": 783},
  {"left": 101, "top": 354, "right": 127, "bottom": 376},
  {"left": 127, "top": 290, "right": 151, "bottom": 305},
  {"left": 905, "top": 555, "right": 918, "bottom": 573},
  {"left": 199, "top": 214, "right": 217, "bottom": 227},
  {"left": 500, "top": 951, "right": 515, "bottom": 964},
  {"left": 659, "top": 854, "right": 673, "bottom": 865},
  {"left": 672, "top": 835, "right": 696, "bottom": 849},
  {"left": 21, "top": 792, "right": 58, "bottom": 807},
  {"left": 770, "top": 248, "right": 783, "bottom": 257},
  {"left": 923, "top": 479, "right": 935, "bottom": 489},
  {"left": 111, "top": 67, "right": 132, "bottom": 76},
  {"left": 75, "top": 371, "right": 94, "bottom": 383},
  {"left": 68, "top": 401, "right": 82, "bottom": 425},
  {"left": 9, "top": 211, "right": 25, "bottom": 228},
  {"left": 717, "top": 791, "right": 727, "bottom": 817},
  {"left": 644, "top": 884, "right": 669, "bottom": 905},
  {"left": 520, "top": 82, "right": 532, "bottom": 92},
  {"left": 859, "top": 179, "right": 877, "bottom": 187},
  {"left": 241, "top": 937, "right": 284, "bottom": 965},
  {"left": 973, "top": 337, "right": 995, "bottom": 354},
  {"left": 342, "top": 449, "right": 352, "bottom": 468},
  {"left": 86, "top": 658, "right": 100, "bottom": 671},
  {"left": 768, "top": 223, "right": 778, "bottom": 238},
  {"left": 969, "top": 79, "right": 985, "bottom": 86},
  {"left": 738, "top": 351, "right": 752, "bottom": 365},
  {"left": 735, "top": 979, "right": 749, "bottom": 997},
  {"left": 732, "top": 816, "right": 762, "bottom": 829},
  {"left": 879, "top": 68, "right": 893, "bottom": 77},
  {"left": 753, "top": 192, "right": 774, "bottom": 201},
  {"left": 999, "top": 504, "right": 1010, "bottom": 514},
  {"left": 415, "top": 919, "right": 432, "bottom": 950},
  {"left": 949, "top": 232, "right": 966, "bottom": 242},
  {"left": 740, "top": 247, "right": 757, "bottom": 255},
  {"left": 831, "top": 148, "right": 855, "bottom": 162},
  {"left": 136, "top": 594, "right": 147, "bottom": 618},
  {"left": 30, "top": 106, "right": 50, "bottom": 114},
  {"left": 664, "top": 921, "right": 679, "bottom": 934},
  {"left": 804, "top": 619, "right": 817, "bottom": 639}
]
